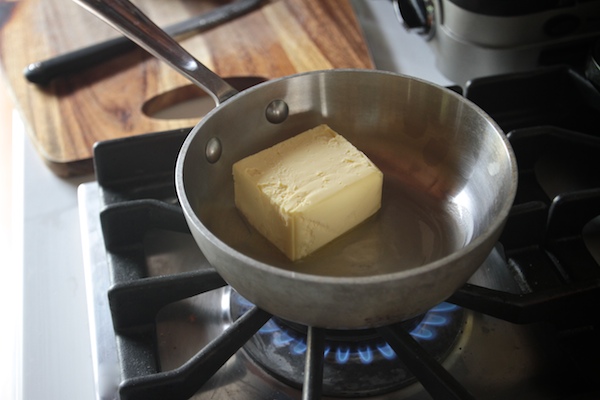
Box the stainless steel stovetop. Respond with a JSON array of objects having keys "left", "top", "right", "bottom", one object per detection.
[
  {"left": 79, "top": 182, "right": 560, "bottom": 399},
  {"left": 78, "top": 1, "right": 600, "bottom": 399}
]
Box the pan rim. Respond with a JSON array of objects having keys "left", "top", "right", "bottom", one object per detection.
[{"left": 175, "top": 68, "right": 518, "bottom": 286}]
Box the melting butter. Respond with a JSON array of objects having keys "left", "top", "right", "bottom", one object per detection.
[{"left": 232, "top": 124, "right": 383, "bottom": 261}]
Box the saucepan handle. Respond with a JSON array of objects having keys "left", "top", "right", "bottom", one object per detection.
[{"left": 74, "top": 0, "right": 239, "bottom": 105}]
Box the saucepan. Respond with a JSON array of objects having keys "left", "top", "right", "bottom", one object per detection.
[{"left": 76, "top": 0, "right": 517, "bottom": 329}]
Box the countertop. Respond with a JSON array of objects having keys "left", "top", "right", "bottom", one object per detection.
[
  {"left": 1, "top": 79, "right": 96, "bottom": 399},
  {"left": 1, "top": 1, "right": 452, "bottom": 399}
]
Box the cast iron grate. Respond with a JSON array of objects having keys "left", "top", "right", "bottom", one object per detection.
[{"left": 93, "top": 66, "right": 600, "bottom": 400}]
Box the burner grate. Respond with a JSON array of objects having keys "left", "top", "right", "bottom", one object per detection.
[
  {"left": 99, "top": 196, "right": 475, "bottom": 400},
  {"left": 90, "top": 66, "right": 600, "bottom": 400}
]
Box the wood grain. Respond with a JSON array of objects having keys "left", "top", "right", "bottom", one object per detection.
[{"left": 0, "top": 0, "right": 373, "bottom": 176}]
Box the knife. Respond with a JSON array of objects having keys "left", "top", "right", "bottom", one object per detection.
[{"left": 23, "top": 0, "right": 263, "bottom": 85}]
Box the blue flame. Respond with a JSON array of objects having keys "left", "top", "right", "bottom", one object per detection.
[
  {"left": 376, "top": 343, "right": 396, "bottom": 360},
  {"left": 410, "top": 326, "right": 434, "bottom": 340},
  {"left": 408, "top": 304, "right": 455, "bottom": 341},
  {"left": 430, "top": 303, "right": 458, "bottom": 312},
  {"left": 263, "top": 302, "right": 458, "bottom": 364},
  {"left": 259, "top": 319, "right": 280, "bottom": 334},
  {"left": 336, "top": 347, "right": 351, "bottom": 364},
  {"left": 425, "top": 314, "right": 449, "bottom": 326},
  {"left": 273, "top": 331, "right": 295, "bottom": 346},
  {"left": 236, "top": 295, "right": 254, "bottom": 308},
  {"left": 292, "top": 339, "right": 307, "bottom": 355},
  {"left": 235, "top": 291, "right": 459, "bottom": 366},
  {"left": 358, "top": 346, "right": 373, "bottom": 364}
]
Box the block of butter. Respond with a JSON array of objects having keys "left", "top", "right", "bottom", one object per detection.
[{"left": 232, "top": 124, "right": 383, "bottom": 261}]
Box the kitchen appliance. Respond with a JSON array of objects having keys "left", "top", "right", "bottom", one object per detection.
[
  {"left": 394, "top": 0, "right": 600, "bottom": 84},
  {"left": 78, "top": 2, "right": 600, "bottom": 399}
]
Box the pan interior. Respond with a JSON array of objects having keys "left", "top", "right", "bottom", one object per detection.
[
  {"left": 181, "top": 70, "right": 512, "bottom": 278},
  {"left": 198, "top": 176, "right": 470, "bottom": 277}
]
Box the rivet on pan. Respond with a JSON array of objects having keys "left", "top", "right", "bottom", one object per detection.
[
  {"left": 205, "top": 137, "right": 222, "bottom": 163},
  {"left": 265, "top": 99, "right": 289, "bottom": 124}
]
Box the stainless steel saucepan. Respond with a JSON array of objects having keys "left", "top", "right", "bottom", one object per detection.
[{"left": 77, "top": 0, "right": 518, "bottom": 329}]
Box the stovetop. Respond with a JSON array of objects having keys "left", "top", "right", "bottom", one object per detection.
[
  {"left": 79, "top": 62, "right": 600, "bottom": 399},
  {"left": 77, "top": 1, "right": 600, "bottom": 398}
]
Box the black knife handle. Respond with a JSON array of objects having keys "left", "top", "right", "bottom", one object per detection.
[
  {"left": 23, "top": 0, "right": 263, "bottom": 85},
  {"left": 23, "top": 35, "right": 134, "bottom": 85}
]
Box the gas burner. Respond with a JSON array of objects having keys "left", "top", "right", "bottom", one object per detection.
[
  {"left": 80, "top": 63, "right": 600, "bottom": 400},
  {"left": 229, "top": 290, "right": 465, "bottom": 397}
]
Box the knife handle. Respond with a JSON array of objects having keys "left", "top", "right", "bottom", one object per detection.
[
  {"left": 23, "top": 0, "right": 263, "bottom": 86},
  {"left": 23, "top": 36, "right": 135, "bottom": 85}
]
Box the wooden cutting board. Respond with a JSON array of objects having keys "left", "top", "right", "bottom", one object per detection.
[{"left": 0, "top": 0, "right": 373, "bottom": 177}]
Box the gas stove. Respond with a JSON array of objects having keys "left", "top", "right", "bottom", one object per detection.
[{"left": 78, "top": 2, "right": 600, "bottom": 399}]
